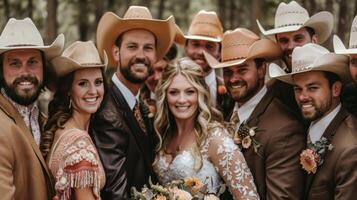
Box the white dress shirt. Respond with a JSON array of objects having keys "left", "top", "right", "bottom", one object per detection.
[
  {"left": 112, "top": 74, "right": 138, "bottom": 110},
  {"left": 205, "top": 70, "right": 217, "bottom": 106}
]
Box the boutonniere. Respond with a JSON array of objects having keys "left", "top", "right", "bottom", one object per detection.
[
  {"left": 142, "top": 99, "right": 156, "bottom": 119},
  {"left": 300, "top": 137, "right": 333, "bottom": 174},
  {"left": 234, "top": 121, "right": 262, "bottom": 154},
  {"left": 217, "top": 85, "right": 227, "bottom": 95}
]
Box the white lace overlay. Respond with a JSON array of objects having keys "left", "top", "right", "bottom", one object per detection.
[{"left": 154, "top": 124, "right": 259, "bottom": 200}]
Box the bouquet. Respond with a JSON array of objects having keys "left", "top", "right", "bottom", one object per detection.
[{"left": 131, "top": 177, "right": 225, "bottom": 200}]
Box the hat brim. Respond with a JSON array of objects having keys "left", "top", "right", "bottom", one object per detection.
[
  {"left": 204, "top": 38, "right": 282, "bottom": 69},
  {"left": 0, "top": 34, "right": 64, "bottom": 60},
  {"left": 270, "top": 53, "right": 351, "bottom": 84},
  {"left": 333, "top": 35, "right": 357, "bottom": 54},
  {"left": 257, "top": 11, "right": 333, "bottom": 44},
  {"left": 51, "top": 51, "right": 108, "bottom": 77},
  {"left": 96, "top": 12, "right": 176, "bottom": 67},
  {"left": 184, "top": 35, "right": 222, "bottom": 43}
]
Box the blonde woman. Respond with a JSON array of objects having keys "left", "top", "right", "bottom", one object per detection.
[
  {"left": 40, "top": 41, "right": 107, "bottom": 200},
  {"left": 153, "top": 57, "right": 259, "bottom": 200}
]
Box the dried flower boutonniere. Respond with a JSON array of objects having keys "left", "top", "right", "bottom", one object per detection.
[
  {"left": 300, "top": 137, "right": 333, "bottom": 174},
  {"left": 234, "top": 121, "right": 262, "bottom": 154},
  {"left": 217, "top": 85, "right": 227, "bottom": 95}
]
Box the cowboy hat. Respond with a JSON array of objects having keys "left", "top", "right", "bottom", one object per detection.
[
  {"left": 96, "top": 6, "right": 176, "bottom": 67},
  {"left": 256, "top": 1, "right": 333, "bottom": 44},
  {"left": 203, "top": 28, "right": 282, "bottom": 69},
  {"left": 0, "top": 18, "right": 64, "bottom": 59},
  {"left": 51, "top": 41, "right": 107, "bottom": 77},
  {"left": 333, "top": 15, "right": 357, "bottom": 54},
  {"left": 269, "top": 43, "right": 350, "bottom": 84},
  {"left": 185, "top": 10, "right": 223, "bottom": 43}
]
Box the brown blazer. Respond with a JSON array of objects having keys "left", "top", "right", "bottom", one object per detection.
[
  {"left": 0, "top": 94, "right": 54, "bottom": 200},
  {"left": 304, "top": 109, "right": 357, "bottom": 200},
  {"left": 226, "top": 89, "right": 306, "bottom": 200}
]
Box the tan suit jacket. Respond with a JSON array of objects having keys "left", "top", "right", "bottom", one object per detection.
[
  {"left": 305, "top": 109, "right": 357, "bottom": 200},
  {"left": 227, "top": 89, "right": 306, "bottom": 200},
  {"left": 0, "top": 94, "right": 54, "bottom": 200}
]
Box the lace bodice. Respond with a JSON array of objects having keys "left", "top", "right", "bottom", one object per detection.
[
  {"left": 153, "top": 123, "right": 259, "bottom": 200},
  {"left": 47, "top": 128, "right": 106, "bottom": 200}
]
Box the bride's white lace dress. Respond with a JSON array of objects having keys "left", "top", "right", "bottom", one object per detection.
[{"left": 153, "top": 123, "right": 259, "bottom": 200}]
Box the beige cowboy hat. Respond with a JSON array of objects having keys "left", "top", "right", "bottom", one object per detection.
[
  {"left": 256, "top": 1, "right": 333, "bottom": 44},
  {"left": 96, "top": 6, "right": 176, "bottom": 67},
  {"left": 185, "top": 10, "right": 223, "bottom": 43},
  {"left": 0, "top": 18, "right": 64, "bottom": 59},
  {"left": 333, "top": 15, "right": 357, "bottom": 54},
  {"left": 269, "top": 43, "right": 350, "bottom": 84},
  {"left": 51, "top": 41, "right": 107, "bottom": 77},
  {"left": 203, "top": 28, "right": 282, "bottom": 69}
]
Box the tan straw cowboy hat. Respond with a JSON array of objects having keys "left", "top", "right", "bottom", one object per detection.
[
  {"left": 51, "top": 41, "right": 107, "bottom": 77},
  {"left": 0, "top": 18, "right": 64, "bottom": 59},
  {"left": 257, "top": 1, "right": 333, "bottom": 44},
  {"left": 203, "top": 28, "right": 282, "bottom": 69},
  {"left": 185, "top": 10, "right": 223, "bottom": 43},
  {"left": 96, "top": 6, "right": 176, "bottom": 67},
  {"left": 333, "top": 15, "right": 357, "bottom": 54},
  {"left": 269, "top": 43, "right": 350, "bottom": 84}
]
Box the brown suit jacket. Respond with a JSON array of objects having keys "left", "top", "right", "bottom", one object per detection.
[
  {"left": 0, "top": 94, "right": 54, "bottom": 200},
  {"left": 226, "top": 89, "right": 306, "bottom": 200},
  {"left": 305, "top": 108, "right": 357, "bottom": 200}
]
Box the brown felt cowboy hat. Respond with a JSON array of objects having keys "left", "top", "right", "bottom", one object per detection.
[
  {"left": 0, "top": 18, "right": 64, "bottom": 59},
  {"left": 51, "top": 41, "right": 107, "bottom": 77},
  {"left": 269, "top": 43, "right": 350, "bottom": 84},
  {"left": 204, "top": 28, "right": 282, "bottom": 69},
  {"left": 96, "top": 6, "right": 177, "bottom": 67},
  {"left": 256, "top": 1, "right": 333, "bottom": 44},
  {"left": 185, "top": 10, "right": 224, "bottom": 43}
]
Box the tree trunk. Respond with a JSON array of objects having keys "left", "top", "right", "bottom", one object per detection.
[
  {"left": 325, "top": 0, "right": 333, "bottom": 13},
  {"left": 95, "top": 0, "right": 104, "bottom": 24},
  {"left": 337, "top": 0, "right": 348, "bottom": 42},
  {"left": 217, "top": 0, "right": 226, "bottom": 29},
  {"left": 46, "top": 0, "right": 58, "bottom": 44},
  {"left": 157, "top": 0, "right": 165, "bottom": 19},
  {"left": 28, "top": 0, "right": 33, "bottom": 18},
  {"left": 4, "top": 0, "right": 10, "bottom": 20},
  {"left": 78, "top": 0, "right": 88, "bottom": 41},
  {"left": 310, "top": 0, "right": 316, "bottom": 14},
  {"left": 229, "top": 0, "right": 236, "bottom": 29},
  {"left": 251, "top": 0, "right": 260, "bottom": 33}
]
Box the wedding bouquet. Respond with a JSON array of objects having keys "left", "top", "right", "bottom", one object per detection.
[{"left": 131, "top": 177, "right": 225, "bottom": 200}]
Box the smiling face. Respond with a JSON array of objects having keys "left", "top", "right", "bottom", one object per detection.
[
  {"left": 70, "top": 68, "right": 104, "bottom": 115},
  {"left": 185, "top": 39, "right": 220, "bottom": 74},
  {"left": 167, "top": 73, "right": 198, "bottom": 122},
  {"left": 2, "top": 49, "right": 44, "bottom": 106},
  {"left": 223, "top": 59, "right": 266, "bottom": 106},
  {"left": 145, "top": 59, "right": 168, "bottom": 92},
  {"left": 293, "top": 71, "right": 341, "bottom": 121}
]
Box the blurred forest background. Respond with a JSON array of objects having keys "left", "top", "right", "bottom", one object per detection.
[{"left": 0, "top": 0, "right": 356, "bottom": 51}]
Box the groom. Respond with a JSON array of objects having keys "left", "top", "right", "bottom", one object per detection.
[{"left": 90, "top": 6, "right": 176, "bottom": 199}]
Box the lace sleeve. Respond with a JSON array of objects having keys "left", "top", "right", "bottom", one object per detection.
[
  {"left": 54, "top": 132, "right": 101, "bottom": 200},
  {"left": 206, "top": 126, "right": 260, "bottom": 200}
]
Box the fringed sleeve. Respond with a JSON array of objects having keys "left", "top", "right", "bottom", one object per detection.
[{"left": 53, "top": 133, "right": 101, "bottom": 200}]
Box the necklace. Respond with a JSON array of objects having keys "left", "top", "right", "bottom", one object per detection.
[{"left": 164, "top": 128, "right": 196, "bottom": 155}]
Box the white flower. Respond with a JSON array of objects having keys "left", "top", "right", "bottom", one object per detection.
[{"left": 249, "top": 129, "right": 255, "bottom": 136}]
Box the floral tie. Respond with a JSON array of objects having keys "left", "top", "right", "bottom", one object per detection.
[
  {"left": 133, "top": 101, "right": 147, "bottom": 134},
  {"left": 226, "top": 111, "right": 240, "bottom": 137}
]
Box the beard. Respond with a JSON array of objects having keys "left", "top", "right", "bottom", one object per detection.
[
  {"left": 282, "top": 49, "right": 293, "bottom": 72},
  {"left": 120, "top": 57, "right": 153, "bottom": 84},
  {"left": 228, "top": 78, "right": 263, "bottom": 104},
  {"left": 3, "top": 75, "right": 42, "bottom": 106},
  {"left": 299, "top": 96, "right": 332, "bottom": 121}
]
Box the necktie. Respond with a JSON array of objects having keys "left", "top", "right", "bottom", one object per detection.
[
  {"left": 133, "top": 100, "right": 147, "bottom": 134},
  {"left": 226, "top": 111, "right": 240, "bottom": 137}
]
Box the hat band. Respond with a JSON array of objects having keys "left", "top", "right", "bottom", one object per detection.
[
  {"left": 191, "top": 33, "right": 220, "bottom": 39},
  {"left": 80, "top": 62, "right": 103, "bottom": 66},
  {"left": 292, "top": 65, "right": 312, "bottom": 73},
  {"left": 276, "top": 22, "right": 303, "bottom": 28},
  {"left": 6, "top": 44, "right": 38, "bottom": 47},
  {"left": 349, "top": 44, "right": 357, "bottom": 49},
  {"left": 222, "top": 56, "right": 245, "bottom": 62}
]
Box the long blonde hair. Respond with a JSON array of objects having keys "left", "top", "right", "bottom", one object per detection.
[{"left": 154, "top": 57, "right": 222, "bottom": 168}]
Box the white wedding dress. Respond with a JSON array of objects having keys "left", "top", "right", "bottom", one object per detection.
[{"left": 153, "top": 123, "right": 259, "bottom": 200}]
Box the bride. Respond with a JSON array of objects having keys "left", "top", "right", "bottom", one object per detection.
[{"left": 153, "top": 57, "right": 259, "bottom": 199}]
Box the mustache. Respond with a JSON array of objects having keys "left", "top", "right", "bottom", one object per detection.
[
  {"left": 13, "top": 75, "right": 39, "bottom": 85},
  {"left": 229, "top": 80, "right": 245, "bottom": 87},
  {"left": 283, "top": 49, "right": 293, "bottom": 57}
]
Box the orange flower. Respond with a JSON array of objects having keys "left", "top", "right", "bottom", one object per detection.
[
  {"left": 218, "top": 85, "right": 227, "bottom": 94},
  {"left": 184, "top": 177, "right": 203, "bottom": 194},
  {"left": 241, "top": 136, "right": 252, "bottom": 149},
  {"left": 170, "top": 187, "right": 193, "bottom": 200},
  {"left": 300, "top": 149, "right": 320, "bottom": 174}
]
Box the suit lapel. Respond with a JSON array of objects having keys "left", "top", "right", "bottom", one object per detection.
[
  {"left": 303, "top": 108, "right": 348, "bottom": 199},
  {"left": 246, "top": 90, "right": 274, "bottom": 127},
  {"left": 110, "top": 84, "right": 153, "bottom": 168}
]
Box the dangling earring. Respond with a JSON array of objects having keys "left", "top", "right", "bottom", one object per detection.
[{"left": 68, "top": 98, "right": 72, "bottom": 110}]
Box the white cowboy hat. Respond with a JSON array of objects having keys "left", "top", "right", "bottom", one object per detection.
[
  {"left": 269, "top": 43, "right": 350, "bottom": 84},
  {"left": 51, "top": 41, "right": 107, "bottom": 77},
  {"left": 204, "top": 28, "right": 282, "bottom": 69},
  {"left": 0, "top": 18, "right": 64, "bottom": 59},
  {"left": 185, "top": 10, "right": 224, "bottom": 43},
  {"left": 96, "top": 6, "right": 177, "bottom": 67},
  {"left": 333, "top": 15, "right": 357, "bottom": 54},
  {"left": 257, "top": 1, "right": 333, "bottom": 44}
]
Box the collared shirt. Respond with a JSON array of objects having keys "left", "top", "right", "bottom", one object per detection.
[
  {"left": 233, "top": 86, "right": 268, "bottom": 129},
  {"left": 205, "top": 70, "right": 217, "bottom": 106},
  {"left": 308, "top": 103, "right": 341, "bottom": 144},
  {"left": 1, "top": 88, "right": 41, "bottom": 145},
  {"left": 112, "top": 74, "right": 138, "bottom": 110}
]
